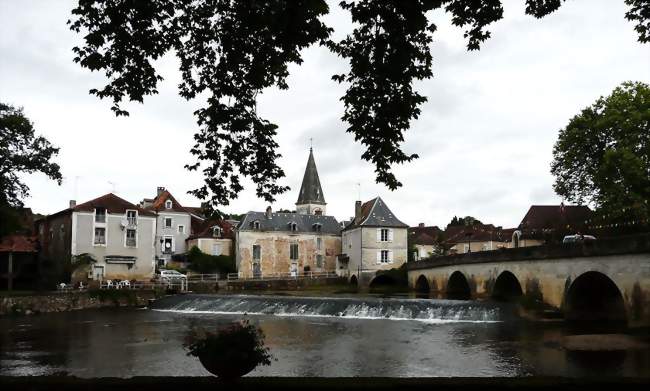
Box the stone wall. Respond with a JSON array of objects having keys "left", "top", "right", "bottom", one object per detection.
[
  {"left": 227, "top": 277, "right": 347, "bottom": 291},
  {"left": 0, "top": 290, "right": 156, "bottom": 316}
]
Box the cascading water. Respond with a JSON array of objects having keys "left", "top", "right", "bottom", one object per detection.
[{"left": 151, "top": 294, "right": 509, "bottom": 323}]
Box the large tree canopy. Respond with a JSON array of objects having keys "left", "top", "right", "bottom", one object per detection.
[
  {"left": 551, "top": 81, "right": 650, "bottom": 220},
  {"left": 0, "top": 103, "right": 62, "bottom": 235},
  {"left": 68, "top": 0, "right": 649, "bottom": 208}
]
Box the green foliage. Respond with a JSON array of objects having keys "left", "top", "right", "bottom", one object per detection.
[
  {"left": 0, "top": 103, "right": 62, "bottom": 236},
  {"left": 187, "top": 246, "right": 235, "bottom": 274},
  {"left": 551, "top": 81, "right": 650, "bottom": 221},
  {"left": 446, "top": 216, "right": 483, "bottom": 228},
  {"left": 184, "top": 319, "right": 272, "bottom": 379},
  {"left": 68, "top": 1, "right": 649, "bottom": 208},
  {"left": 70, "top": 253, "right": 97, "bottom": 271}
]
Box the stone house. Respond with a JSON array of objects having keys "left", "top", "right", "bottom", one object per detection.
[
  {"left": 235, "top": 148, "right": 341, "bottom": 278},
  {"left": 35, "top": 193, "right": 157, "bottom": 283},
  {"left": 444, "top": 224, "right": 512, "bottom": 254},
  {"left": 339, "top": 197, "right": 408, "bottom": 280}
]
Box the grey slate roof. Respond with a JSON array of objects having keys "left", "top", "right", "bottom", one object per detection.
[
  {"left": 343, "top": 197, "right": 408, "bottom": 230},
  {"left": 239, "top": 211, "right": 341, "bottom": 235},
  {"left": 296, "top": 148, "right": 326, "bottom": 206}
]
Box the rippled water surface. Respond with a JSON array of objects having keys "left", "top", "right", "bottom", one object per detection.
[{"left": 1, "top": 293, "right": 649, "bottom": 377}]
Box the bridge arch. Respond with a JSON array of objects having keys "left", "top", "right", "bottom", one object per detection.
[
  {"left": 491, "top": 270, "right": 523, "bottom": 302},
  {"left": 349, "top": 275, "right": 358, "bottom": 286},
  {"left": 369, "top": 274, "right": 397, "bottom": 289},
  {"left": 565, "top": 271, "right": 626, "bottom": 323},
  {"left": 446, "top": 271, "right": 471, "bottom": 300},
  {"left": 415, "top": 275, "right": 430, "bottom": 293}
]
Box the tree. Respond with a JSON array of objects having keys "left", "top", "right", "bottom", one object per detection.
[
  {"left": 0, "top": 103, "right": 62, "bottom": 236},
  {"left": 446, "top": 215, "right": 483, "bottom": 228},
  {"left": 68, "top": 0, "right": 649, "bottom": 209},
  {"left": 551, "top": 81, "right": 649, "bottom": 221}
]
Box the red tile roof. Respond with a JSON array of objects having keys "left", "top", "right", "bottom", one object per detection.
[
  {"left": 0, "top": 235, "right": 38, "bottom": 253},
  {"left": 187, "top": 218, "right": 235, "bottom": 240},
  {"left": 72, "top": 193, "right": 156, "bottom": 217},
  {"left": 519, "top": 205, "right": 592, "bottom": 231},
  {"left": 444, "top": 225, "right": 511, "bottom": 244},
  {"left": 147, "top": 190, "right": 190, "bottom": 213},
  {"left": 409, "top": 226, "right": 442, "bottom": 245}
]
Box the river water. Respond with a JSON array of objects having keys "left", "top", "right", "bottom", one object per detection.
[{"left": 1, "top": 293, "right": 649, "bottom": 377}]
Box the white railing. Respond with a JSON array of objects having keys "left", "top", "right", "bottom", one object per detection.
[
  {"left": 227, "top": 271, "right": 338, "bottom": 281},
  {"left": 127, "top": 217, "right": 137, "bottom": 226},
  {"left": 186, "top": 273, "right": 220, "bottom": 282},
  {"left": 98, "top": 280, "right": 187, "bottom": 291}
]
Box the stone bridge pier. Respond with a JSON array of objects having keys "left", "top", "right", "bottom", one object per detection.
[{"left": 407, "top": 234, "right": 650, "bottom": 327}]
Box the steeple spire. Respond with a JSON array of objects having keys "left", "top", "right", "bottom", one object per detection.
[{"left": 296, "top": 147, "right": 326, "bottom": 215}]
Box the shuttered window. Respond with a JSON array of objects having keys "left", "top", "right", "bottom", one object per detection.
[{"left": 290, "top": 243, "right": 299, "bottom": 260}]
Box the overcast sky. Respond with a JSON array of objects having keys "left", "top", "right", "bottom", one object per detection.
[{"left": 1, "top": 0, "right": 648, "bottom": 228}]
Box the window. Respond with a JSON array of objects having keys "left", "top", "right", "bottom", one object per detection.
[
  {"left": 212, "top": 226, "right": 221, "bottom": 237},
  {"left": 313, "top": 223, "right": 322, "bottom": 232},
  {"left": 212, "top": 243, "right": 223, "bottom": 256},
  {"left": 59, "top": 224, "right": 65, "bottom": 240},
  {"left": 178, "top": 225, "right": 185, "bottom": 234},
  {"left": 95, "top": 207, "right": 106, "bottom": 223},
  {"left": 316, "top": 254, "right": 323, "bottom": 268},
  {"left": 165, "top": 200, "right": 172, "bottom": 209},
  {"left": 316, "top": 237, "right": 322, "bottom": 250},
  {"left": 253, "top": 220, "right": 260, "bottom": 230},
  {"left": 290, "top": 243, "right": 299, "bottom": 260},
  {"left": 380, "top": 250, "right": 390, "bottom": 263},
  {"left": 162, "top": 237, "right": 173, "bottom": 253},
  {"left": 253, "top": 245, "right": 261, "bottom": 261},
  {"left": 288, "top": 222, "right": 297, "bottom": 232},
  {"left": 164, "top": 217, "right": 172, "bottom": 228},
  {"left": 380, "top": 228, "right": 390, "bottom": 242},
  {"left": 126, "top": 229, "right": 136, "bottom": 247},
  {"left": 126, "top": 210, "right": 137, "bottom": 226},
  {"left": 94, "top": 227, "right": 106, "bottom": 245}
]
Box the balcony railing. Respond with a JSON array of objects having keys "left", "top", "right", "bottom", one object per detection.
[
  {"left": 126, "top": 238, "right": 136, "bottom": 247},
  {"left": 127, "top": 217, "right": 137, "bottom": 226},
  {"left": 95, "top": 214, "right": 106, "bottom": 223}
]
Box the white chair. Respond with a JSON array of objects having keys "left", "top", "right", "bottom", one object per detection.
[{"left": 120, "top": 280, "right": 131, "bottom": 289}]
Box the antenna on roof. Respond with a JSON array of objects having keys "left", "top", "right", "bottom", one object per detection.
[
  {"left": 356, "top": 182, "right": 361, "bottom": 201},
  {"left": 108, "top": 181, "right": 116, "bottom": 193}
]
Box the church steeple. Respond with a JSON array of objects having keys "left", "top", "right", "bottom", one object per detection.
[{"left": 296, "top": 147, "right": 326, "bottom": 215}]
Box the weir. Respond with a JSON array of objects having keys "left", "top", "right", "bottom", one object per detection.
[{"left": 150, "top": 294, "right": 508, "bottom": 323}]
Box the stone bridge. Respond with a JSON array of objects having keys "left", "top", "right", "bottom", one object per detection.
[{"left": 406, "top": 234, "right": 650, "bottom": 327}]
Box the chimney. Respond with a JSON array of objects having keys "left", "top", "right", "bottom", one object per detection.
[
  {"left": 265, "top": 206, "right": 272, "bottom": 219},
  {"left": 355, "top": 200, "right": 362, "bottom": 219},
  {"left": 69, "top": 200, "right": 76, "bottom": 208},
  {"left": 157, "top": 186, "right": 165, "bottom": 197},
  {"left": 418, "top": 223, "right": 425, "bottom": 228}
]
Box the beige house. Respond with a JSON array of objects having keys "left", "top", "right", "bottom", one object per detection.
[
  {"left": 35, "top": 193, "right": 157, "bottom": 283},
  {"left": 235, "top": 148, "right": 341, "bottom": 278},
  {"left": 339, "top": 197, "right": 408, "bottom": 281},
  {"left": 444, "top": 225, "right": 512, "bottom": 254},
  {"left": 186, "top": 217, "right": 234, "bottom": 257}
]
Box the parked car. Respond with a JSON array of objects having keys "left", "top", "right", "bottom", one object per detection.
[
  {"left": 157, "top": 269, "right": 187, "bottom": 284},
  {"left": 562, "top": 234, "right": 596, "bottom": 244}
]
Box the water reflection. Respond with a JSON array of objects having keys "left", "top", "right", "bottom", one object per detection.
[{"left": 0, "top": 302, "right": 649, "bottom": 378}]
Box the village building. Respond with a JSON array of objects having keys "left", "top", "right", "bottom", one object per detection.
[
  {"left": 339, "top": 197, "right": 409, "bottom": 281},
  {"left": 140, "top": 187, "right": 200, "bottom": 267},
  {"left": 444, "top": 224, "right": 513, "bottom": 254},
  {"left": 235, "top": 148, "right": 341, "bottom": 278},
  {"left": 408, "top": 224, "right": 443, "bottom": 261},
  {"left": 35, "top": 193, "right": 157, "bottom": 283},
  {"left": 513, "top": 204, "right": 593, "bottom": 247},
  {"left": 186, "top": 217, "right": 235, "bottom": 257}
]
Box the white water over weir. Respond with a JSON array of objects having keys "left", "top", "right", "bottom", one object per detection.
[{"left": 151, "top": 294, "right": 508, "bottom": 323}]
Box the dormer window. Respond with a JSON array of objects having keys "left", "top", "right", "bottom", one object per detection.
[
  {"left": 252, "top": 220, "right": 260, "bottom": 230},
  {"left": 313, "top": 223, "right": 322, "bottom": 232},
  {"left": 288, "top": 222, "right": 297, "bottom": 232},
  {"left": 165, "top": 200, "right": 172, "bottom": 209},
  {"left": 212, "top": 226, "right": 222, "bottom": 237}
]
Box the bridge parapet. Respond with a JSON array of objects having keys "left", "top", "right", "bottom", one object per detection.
[{"left": 407, "top": 233, "right": 650, "bottom": 271}]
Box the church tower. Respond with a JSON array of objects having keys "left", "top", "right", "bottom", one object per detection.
[{"left": 296, "top": 148, "right": 327, "bottom": 215}]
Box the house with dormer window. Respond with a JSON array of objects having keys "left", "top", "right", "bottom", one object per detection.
[
  {"left": 339, "top": 197, "right": 408, "bottom": 280},
  {"left": 235, "top": 148, "right": 341, "bottom": 278},
  {"left": 35, "top": 193, "right": 157, "bottom": 283}
]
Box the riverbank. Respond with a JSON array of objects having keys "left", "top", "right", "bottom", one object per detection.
[
  {"left": 1, "top": 376, "right": 648, "bottom": 390},
  {"left": 0, "top": 290, "right": 158, "bottom": 316}
]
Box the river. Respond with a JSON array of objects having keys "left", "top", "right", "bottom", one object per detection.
[{"left": 1, "top": 293, "right": 649, "bottom": 377}]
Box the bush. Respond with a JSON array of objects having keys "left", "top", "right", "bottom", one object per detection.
[
  {"left": 187, "top": 246, "right": 235, "bottom": 274},
  {"left": 184, "top": 319, "right": 272, "bottom": 379}
]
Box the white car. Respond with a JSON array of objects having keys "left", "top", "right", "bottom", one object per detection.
[
  {"left": 562, "top": 234, "right": 596, "bottom": 244},
  {"left": 157, "top": 269, "right": 187, "bottom": 284}
]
